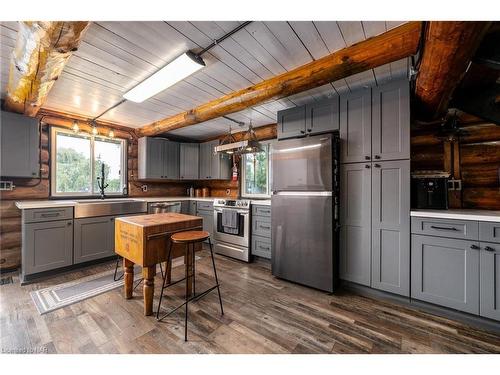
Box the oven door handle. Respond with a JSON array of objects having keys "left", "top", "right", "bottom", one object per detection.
[{"left": 215, "top": 209, "right": 249, "bottom": 215}]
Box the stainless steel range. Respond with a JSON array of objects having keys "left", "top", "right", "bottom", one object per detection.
[{"left": 213, "top": 199, "right": 251, "bottom": 262}]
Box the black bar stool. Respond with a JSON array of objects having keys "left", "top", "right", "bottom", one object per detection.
[{"left": 156, "top": 230, "right": 224, "bottom": 341}]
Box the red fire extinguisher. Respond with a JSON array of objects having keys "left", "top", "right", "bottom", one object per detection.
[{"left": 232, "top": 157, "right": 238, "bottom": 181}]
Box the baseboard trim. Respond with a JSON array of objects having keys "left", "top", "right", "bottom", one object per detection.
[{"left": 341, "top": 281, "right": 500, "bottom": 334}]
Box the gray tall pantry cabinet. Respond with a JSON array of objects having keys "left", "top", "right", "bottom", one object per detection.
[{"left": 339, "top": 79, "right": 411, "bottom": 297}]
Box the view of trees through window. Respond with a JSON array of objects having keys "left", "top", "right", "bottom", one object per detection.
[
  {"left": 53, "top": 130, "right": 125, "bottom": 195},
  {"left": 243, "top": 144, "right": 269, "bottom": 196}
]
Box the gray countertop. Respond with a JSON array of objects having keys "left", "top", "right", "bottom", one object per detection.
[{"left": 411, "top": 209, "right": 500, "bottom": 223}]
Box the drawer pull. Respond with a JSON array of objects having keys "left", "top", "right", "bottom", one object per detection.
[
  {"left": 430, "top": 225, "right": 458, "bottom": 231},
  {"left": 259, "top": 225, "right": 271, "bottom": 230},
  {"left": 258, "top": 245, "right": 270, "bottom": 251},
  {"left": 485, "top": 246, "right": 496, "bottom": 252},
  {"left": 470, "top": 244, "right": 480, "bottom": 250},
  {"left": 41, "top": 212, "right": 60, "bottom": 218}
]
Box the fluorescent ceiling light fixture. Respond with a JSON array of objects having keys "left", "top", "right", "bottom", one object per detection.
[{"left": 123, "top": 51, "right": 205, "bottom": 103}]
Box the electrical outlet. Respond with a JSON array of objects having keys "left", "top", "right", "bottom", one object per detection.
[
  {"left": 226, "top": 188, "right": 231, "bottom": 196},
  {"left": 0, "top": 181, "right": 14, "bottom": 191},
  {"left": 141, "top": 184, "right": 148, "bottom": 192}
]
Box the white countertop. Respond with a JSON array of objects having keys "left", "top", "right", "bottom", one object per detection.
[
  {"left": 15, "top": 196, "right": 271, "bottom": 210},
  {"left": 411, "top": 209, "right": 500, "bottom": 223}
]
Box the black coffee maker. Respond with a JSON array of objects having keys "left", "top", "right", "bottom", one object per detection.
[{"left": 411, "top": 172, "right": 449, "bottom": 209}]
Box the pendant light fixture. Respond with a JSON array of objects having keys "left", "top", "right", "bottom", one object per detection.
[
  {"left": 214, "top": 115, "right": 262, "bottom": 155},
  {"left": 72, "top": 120, "right": 79, "bottom": 133}
]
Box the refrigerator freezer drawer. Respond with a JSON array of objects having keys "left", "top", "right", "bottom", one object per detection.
[{"left": 271, "top": 193, "right": 335, "bottom": 292}]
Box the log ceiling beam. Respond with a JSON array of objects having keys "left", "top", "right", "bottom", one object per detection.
[
  {"left": 4, "top": 21, "right": 90, "bottom": 116},
  {"left": 139, "top": 21, "right": 422, "bottom": 137},
  {"left": 414, "top": 21, "right": 492, "bottom": 121}
]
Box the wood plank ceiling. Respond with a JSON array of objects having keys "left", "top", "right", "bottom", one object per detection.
[{"left": 1, "top": 21, "right": 408, "bottom": 140}]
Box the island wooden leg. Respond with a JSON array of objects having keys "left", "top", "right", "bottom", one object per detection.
[
  {"left": 143, "top": 265, "right": 156, "bottom": 316},
  {"left": 124, "top": 258, "right": 134, "bottom": 299}
]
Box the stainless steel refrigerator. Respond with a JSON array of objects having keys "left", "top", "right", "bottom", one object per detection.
[{"left": 271, "top": 133, "right": 339, "bottom": 292}]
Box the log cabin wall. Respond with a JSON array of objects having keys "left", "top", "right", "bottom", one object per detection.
[{"left": 411, "top": 117, "right": 500, "bottom": 210}]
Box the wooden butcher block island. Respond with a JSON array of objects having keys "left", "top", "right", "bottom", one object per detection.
[{"left": 115, "top": 213, "right": 203, "bottom": 316}]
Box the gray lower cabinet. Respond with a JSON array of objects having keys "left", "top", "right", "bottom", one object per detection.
[
  {"left": 179, "top": 143, "right": 199, "bottom": 179},
  {"left": 74, "top": 215, "right": 115, "bottom": 264},
  {"left": 0, "top": 110, "right": 39, "bottom": 178},
  {"left": 480, "top": 242, "right": 500, "bottom": 321},
  {"left": 23, "top": 219, "right": 73, "bottom": 276},
  {"left": 251, "top": 205, "right": 271, "bottom": 259},
  {"left": 340, "top": 88, "right": 372, "bottom": 163},
  {"left": 189, "top": 200, "right": 197, "bottom": 215},
  {"left": 252, "top": 235, "right": 271, "bottom": 258},
  {"left": 371, "top": 160, "right": 410, "bottom": 296},
  {"left": 181, "top": 201, "right": 190, "bottom": 214},
  {"left": 339, "top": 163, "right": 372, "bottom": 286},
  {"left": 411, "top": 234, "right": 480, "bottom": 315},
  {"left": 197, "top": 209, "right": 214, "bottom": 239},
  {"left": 372, "top": 79, "right": 410, "bottom": 161},
  {"left": 479, "top": 222, "right": 500, "bottom": 243}
]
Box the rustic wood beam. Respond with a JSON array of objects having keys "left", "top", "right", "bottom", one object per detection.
[
  {"left": 139, "top": 22, "right": 422, "bottom": 137},
  {"left": 414, "top": 21, "right": 492, "bottom": 120},
  {"left": 5, "top": 21, "right": 90, "bottom": 116}
]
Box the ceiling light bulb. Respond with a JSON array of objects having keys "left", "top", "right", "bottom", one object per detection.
[
  {"left": 123, "top": 51, "right": 205, "bottom": 103},
  {"left": 108, "top": 129, "right": 115, "bottom": 138},
  {"left": 226, "top": 150, "right": 234, "bottom": 154},
  {"left": 72, "top": 121, "right": 79, "bottom": 133},
  {"left": 92, "top": 126, "right": 98, "bottom": 135}
]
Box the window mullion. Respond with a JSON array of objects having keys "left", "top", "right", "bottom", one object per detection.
[{"left": 90, "top": 136, "right": 95, "bottom": 195}]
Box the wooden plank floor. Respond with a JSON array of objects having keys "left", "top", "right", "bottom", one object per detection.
[{"left": 1, "top": 250, "right": 499, "bottom": 354}]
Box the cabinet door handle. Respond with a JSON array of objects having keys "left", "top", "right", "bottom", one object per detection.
[
  {"left": 374, "top": 155, "right": 381, "bottom": 159},
  {"left": 485, "top": 246, "right": 496, "bottom": 252},
  {"left": 470, "top": 244, "right": 480, "bottom": 250},
  {"left": 365, "top": 156, "right": 371, "bottom": 160},
  {"left": 430, "top": 225, "right": 458, "bottom": 231},
  {"left": 300, "top": 130, "right": 305, "bottom": 134},
  {"left": 307, "top": 129, "right": 312, "bottom": 132},
  {"left": 365, "top": 164, "right": 370, "bottom": 169},
  {"left": 67, "top": 222, "right": 72, "bottom": 226},
  {"left": 374, "top": 164, "right": 381, "bottom": 168}
]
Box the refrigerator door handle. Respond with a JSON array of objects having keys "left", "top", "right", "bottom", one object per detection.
[{"left": 272, "top": 191, "right": 333, "bottom": 196}]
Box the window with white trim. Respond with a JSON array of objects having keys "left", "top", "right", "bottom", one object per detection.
[
  {"left": 241, "top": 142, "right": 272, "bottom": 198},
  {"left": 50, "top": 127, "right": 127, "bottom": 197}
]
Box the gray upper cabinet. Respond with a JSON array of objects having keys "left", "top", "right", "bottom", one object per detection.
[
  {"left": 371, "top": 160, "right": 410, "bottom": 296},
  {"left": 411, "top": 235, "right": 480, "bottom": 315},
  {"left": 305, "top": 97, "right": 340, "bottom": 135},
  {"left": 0, "top": 110, "right": 39, "bottom": 178},
  {"left": 163, "top": 140, "right": 179, "bottom": 179},
  {"left": 138, "top": 137, "right": 164, "bottom": 179},
  {"left": 138, "top": 137, "right": 179, "bottom": 180},
  {"left": 277, "top": 97, "right": 339, "bottom": 140},
  {"left": 74, "top": 215, "right": 115, "bottom": 264},
  {"left": 340, "top": 88, "right": 372, "bottom": 163},
  {"left": 372, "top": 80, "right": 410, "bottom": 161},
  {"left": 179, "top": 143, "right": 199, "bottom": 180},
  {"left": 23, "top": 219, "right": 73, "bottom": 276},
  {"left": 277, "top": 106, "right": 306, "bottom": 139},
  {"left": 480, "top": 242, "right": 500, "bottom": 321},
  {"left": 199, "top": 140, "right": 231, "bottom": 180},
  {"left": 339, "top": 163, "right": 372, "bottom": 286}
]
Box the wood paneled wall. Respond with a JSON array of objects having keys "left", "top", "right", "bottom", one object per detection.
[{"left": 411, "top": 119, "right": 500, "bottom": 210}]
